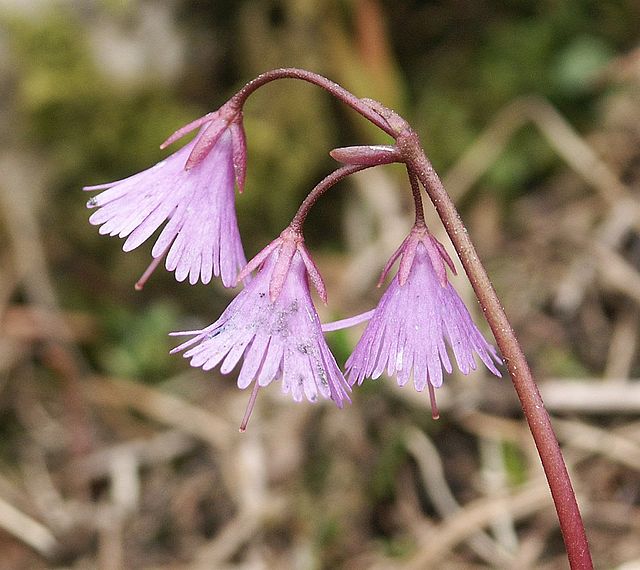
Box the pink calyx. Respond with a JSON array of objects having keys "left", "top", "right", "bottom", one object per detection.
[
  {"left": 378, "top": 225, "right": 457, "bottom": 288},
  {"left": 236, "top": 226, "right": 327, "bottom": 304},
  {"left": 159, "top": 101, "right": 246, "bottom": 191}
]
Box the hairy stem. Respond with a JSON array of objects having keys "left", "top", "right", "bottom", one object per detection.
[
  {"left": 232, "top": 68, "right": 397, "bottom": 137},
  {"left": 407, "top": 168, "right": 426, "bottom": 226},
  {"left": 397, "top": 128, "right": 593, "bottom": 570},
  {"left": 236, "top": 67, "right": 593, "bottom": 568},
  {"left": 290, "top": 164, "right": 370, "bottom": 232}
]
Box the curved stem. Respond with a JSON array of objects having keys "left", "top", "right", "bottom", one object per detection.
[
  {"left": 407, "top": 168, "right": 426, "bottom": 226},
  {"left": 229, "top": 68, "right": 592, "bottom": 568},
  {"left": 290, "top": 164, "right": 370, "bottom": 232},
  {"left": 397, "top": 129, "right": 593, "bottom": 569},
  {"left": 231, "top": 68, "right": 397, "bottom": 137}
]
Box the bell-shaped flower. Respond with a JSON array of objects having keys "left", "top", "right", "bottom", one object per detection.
[
  {"left": 171, "top": 228, "right": 350, "bottom": 429},
  {"left": 84, "top": 101, "right": 247, "bottom": 288},
  {"left": 345, "top": 225, "right": 501, "bottom": 418}
]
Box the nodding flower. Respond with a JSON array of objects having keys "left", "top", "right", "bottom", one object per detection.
[
  {"left": 345, "top": 225, "right": 501, "bottom": 419},
  {"left": 84, "top": 103, "right": 247, "bottom": 289},
  {"left": 170, "top": 229, "right": 350, "bottom": 431}
]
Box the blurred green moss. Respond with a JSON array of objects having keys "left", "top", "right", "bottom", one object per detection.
[
  {"left": 96, "top": 300, "right": 181, "bottom": 381},
  {"left": 502, "top": 440, "right": 528, "bottom": 487}
]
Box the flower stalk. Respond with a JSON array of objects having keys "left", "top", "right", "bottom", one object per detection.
[
  {"left": 85, "top": 66, "right": 593, "bottom": 568},
  {"left": 396, "top": 128, "right": 593, "bottom": 570},
  {"left": 234, "top": 67, "right": 593, "bottom": 569},
  {"left": 289, "top": 164, "right": 370, "bottom": 232},
  {"left": 231, "top": 68, "right": 398, "bottom": 137}
]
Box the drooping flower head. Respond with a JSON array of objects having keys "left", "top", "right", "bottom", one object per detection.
[
  {"left": 171, "top": 227, "right": 350, "bottom": 430},
  {"left": 84, "top": 101, "right": 247, "bottom": 288},
  {"left": 345, "top": 224, "right": 501, "bottom": 418}
]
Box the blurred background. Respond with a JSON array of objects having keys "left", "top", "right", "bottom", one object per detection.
[{"left": 1, "top": 0, "right": 640, "bottom": 568}]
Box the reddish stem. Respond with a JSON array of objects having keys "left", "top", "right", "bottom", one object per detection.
[
  {"left": 289, "top": 164, "right": 370, "bottom": 232},
  {"left": 406, "top": 168, "right": 426, "bottom": 227},
  {"left": 231, "top": 68, "right": 397, "bottom": 137},
  {"left": 396, "top": 127, "right": 593, "bottom": 570},
  {"left": 234, "top": 68, "right": 593, "bottom": 569}
]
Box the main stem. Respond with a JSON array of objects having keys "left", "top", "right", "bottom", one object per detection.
[
  {"left": 233, "top": 67, "right": 592, "bottom": 568},
  {"left": 397, "top": 130, "right": 593, "bottom": 569}
]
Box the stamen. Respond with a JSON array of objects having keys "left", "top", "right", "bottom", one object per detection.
[
  {"left": 427, "top": 383, "right": 440, "bottom": 420},
  {"left": 239, "top": 382, "right": 261, "bottom": 432},
  {"left": 322, "top": 309, "right": 375, "bottom": 332},
  {"left": 135, "top": 258, "right": 162, "bottom": 290}
]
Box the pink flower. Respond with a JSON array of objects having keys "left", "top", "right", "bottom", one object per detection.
[
  {"left": 345, "top": 225, "right": 501, "bottom": 417},
  {"left": 84, "top": 103, "right": 247, "bottom": 288},
  {"left": 171, "top": 228, "right": 351, "bottom": 428}
]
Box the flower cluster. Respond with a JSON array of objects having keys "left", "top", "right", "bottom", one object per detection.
[{"left": 85, "top": 83, "right": 501, "bottom": 428}]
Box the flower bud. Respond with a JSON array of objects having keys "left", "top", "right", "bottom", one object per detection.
[{"left": 329, "top": 145, "right": 400, "bottom": 166}]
